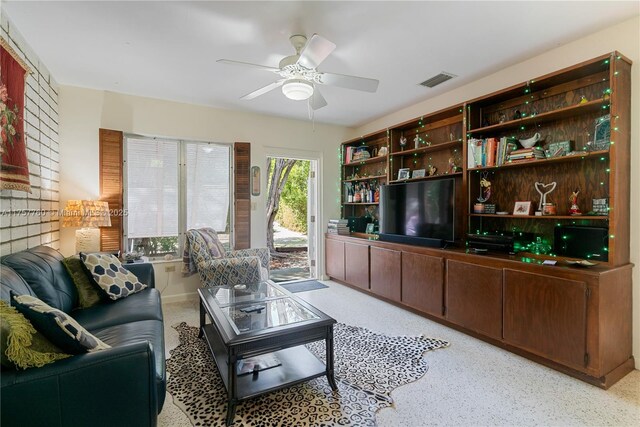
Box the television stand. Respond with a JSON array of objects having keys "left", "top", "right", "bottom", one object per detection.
[{"left": 378, "top": 233, "right": 444, "bottom": 248}]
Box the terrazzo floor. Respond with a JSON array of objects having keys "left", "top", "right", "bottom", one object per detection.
[{"left": 158, "top": 280, "right": 640, "bottom": 426}]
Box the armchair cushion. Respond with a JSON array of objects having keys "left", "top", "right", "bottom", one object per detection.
[
  {"left": 197, "top": 256, "right": 264, "bottom": 287},
  {"left": 12, "top": 294, "right": 110, "bottom": 354},
  {"left": 80, "top": 253, "right": 146, "bottom": 300},
  {"left": 183, "top": 228, "right": 227, "bottom": 275},
  {"left": 227, "top": 247, "right": 270, "bottom": 270}
]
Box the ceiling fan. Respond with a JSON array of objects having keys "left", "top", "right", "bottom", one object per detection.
[{"left": 218, "top": 34, "right": 379, "bottom": 110}]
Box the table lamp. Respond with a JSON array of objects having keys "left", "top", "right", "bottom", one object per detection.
[{"left": 62, "top": 200, "right": 111, "bottom": 253}]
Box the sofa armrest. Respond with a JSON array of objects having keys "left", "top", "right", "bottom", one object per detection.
[
  {"left": 0, "top": 341, "right": 158, "bottom": 427},
  {"left": 123, "top": 262, "right": 156, "bottom": 288},
  {"left": 198, "top": 256, "right": 262, "bottom": 287},
  {"left": 227, "top": 247, "right": 270, "bottom": 271}
]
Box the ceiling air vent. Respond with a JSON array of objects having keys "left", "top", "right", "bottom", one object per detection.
[{"left": 420, "top": 72, "right": 457, "bottom": 88}]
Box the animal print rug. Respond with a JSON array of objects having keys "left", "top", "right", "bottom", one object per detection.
[{"left": 166, "top": 323, "right": 449, "bottom": 426}]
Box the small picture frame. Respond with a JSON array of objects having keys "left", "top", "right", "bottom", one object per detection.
[
  {"left": 365, "top": 223, "right": 375, "bottom": 234},
  {"left": 251, "top": 166, "right": 260, "bottom": 196},
  {"left": 513, "top": 201, "right": 532, "bottom": 216},
  {"left": 398, "top": 168, "right": 411, "bottom": 180},
  {"left": 593, "top": 114, "right": 611, "bottom": 150},
  {"left": 412, "top": 169, "right": 426, "bottom": 178},
  {"left": 592, "top": 198, "right": 609, "bottom": 215}
]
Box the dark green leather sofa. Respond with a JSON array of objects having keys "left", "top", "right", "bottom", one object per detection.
[{"left": 1, "top": 246, "right": 165, "bottom": 427}]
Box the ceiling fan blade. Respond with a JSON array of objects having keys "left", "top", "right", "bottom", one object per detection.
[
  {"left": 240, "top": 80, "right": 285, "bottom": 100},
  {"left": 217, "top": 59, "right": 280, "bottom": 73},
  {"left": 309, "top": 87, "right": 327, "bottom": 110},
  {"left": 318, "top": 72, "right": 379, "bottom": 93},
  {"left": 297, "top": 34, "right": 336, "bottom": 69}
]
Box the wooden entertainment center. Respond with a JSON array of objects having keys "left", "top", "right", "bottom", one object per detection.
[{"left": 327, "top": 52, "right": 633, "bottom": 388}]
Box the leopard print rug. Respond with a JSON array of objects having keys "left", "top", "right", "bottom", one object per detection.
[{"left": 166, "top": 323, "right": 449, "bottom": 426}]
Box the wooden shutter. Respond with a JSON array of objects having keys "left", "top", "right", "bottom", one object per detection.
[
  {"left": 234, "top": 142, "right": 250, "bottom": 249},
  {"left": 99, "top": 129, "right": 123, "bottom": 253}
]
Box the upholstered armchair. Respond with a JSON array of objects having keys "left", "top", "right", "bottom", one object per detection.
[{"left": 183, "top": 228, "right": 270, "bottom": 287}]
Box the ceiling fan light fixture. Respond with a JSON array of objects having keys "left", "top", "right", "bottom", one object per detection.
[{"left": 282, "top": 79, "right": 314, "bottom": 100}]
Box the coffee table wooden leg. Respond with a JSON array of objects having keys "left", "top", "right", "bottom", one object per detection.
[
  {"left": 326, "top": 326, "right": 338, "bottom": 391},
  {"left": 225, "top": 400, "right": 237, "bottom": 426},
  {"left": 198, "top": 300, "right": 205, "bottom": 338},
  {"left": 226, "top": 355, "right": 238, "bottom": 425}
]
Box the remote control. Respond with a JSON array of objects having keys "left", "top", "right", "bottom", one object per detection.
[{"left": 240, "top": 304, "right": 265, "bottom": 313}]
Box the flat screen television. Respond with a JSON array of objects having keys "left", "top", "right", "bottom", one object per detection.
[{"left": 379, "top": 179, "right": 455, "bottom": 248}]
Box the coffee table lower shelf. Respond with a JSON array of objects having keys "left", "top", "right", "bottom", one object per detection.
[{"left": 201, "top": 323, "right": 329, "bottom": 400}]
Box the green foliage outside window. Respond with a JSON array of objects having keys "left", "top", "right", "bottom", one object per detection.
[{"left": 275, "top": 160, "right": 309, "bottom": 233}]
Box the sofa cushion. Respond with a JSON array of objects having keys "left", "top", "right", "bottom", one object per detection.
[
  {"left": 1, "top": 246, "right": 78, "bottom": 313},
  {"left": 92, "top": 319, "right": 166, "bottom": 409},
  {"left": 72, "top": 288, "right": 163, "bottom": 331},
  {"left": 0, "top": 300, "right": 70, "bottom": 369},
  {"left": 12, "top": 294, "right": 111, "bottom": 354},
  {"left": 80, "top": 253, "right": 146, "bottom": 300},
  {"left": 0, "top": 265, "right": 35, "bottom": 304},
  {"left": 62, "top": 257, "right": 102, "bottom": 309}
]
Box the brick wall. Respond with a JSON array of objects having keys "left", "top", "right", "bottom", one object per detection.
[{"left": 0, "top": 14, "right": 60, "bottom": 255}]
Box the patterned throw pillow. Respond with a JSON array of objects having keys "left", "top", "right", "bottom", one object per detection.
[
  {"left": 11, "top": 294, "right": 111, "bottom": 354},
  {"left": 62, "top": 256, "right": 103, "bottom": 309},
  {"left": 80, "top": 253, "right": 147, "bottom": 301},
  {"left": 0, "top": 300, "right": 71, "bottom": 369}
]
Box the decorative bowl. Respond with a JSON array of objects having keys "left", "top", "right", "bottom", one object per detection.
[{"left": 518, "top": 132, "right": 542, "bottom": 148}]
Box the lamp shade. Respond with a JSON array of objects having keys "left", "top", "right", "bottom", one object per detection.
[
  {"left": 282, "top": 79, "right": 314, "bottom": 101},
  {"left": 62, "top": 200, "right": 111, "bottom": 228}
]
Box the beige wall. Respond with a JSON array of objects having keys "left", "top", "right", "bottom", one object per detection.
[
  {"left": 351, "top": 16, "right": 640, "bottom": 360},
  {"left": 58, "top": 88, "right": 349, "bottom": 299}
]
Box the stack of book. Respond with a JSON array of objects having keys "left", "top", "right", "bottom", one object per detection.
[
  {"left": 508, "top": 147, "right": 546, "bottom": 162},
  {"left": 327, "top": 219, "right": 350, "bottom": 235}
]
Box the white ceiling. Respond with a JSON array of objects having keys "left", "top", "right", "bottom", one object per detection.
[{"left": 3, "top": 1, "right": 638, "bottom": 127}]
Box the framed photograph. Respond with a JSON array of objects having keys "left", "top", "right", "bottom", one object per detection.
[
  {"left": 398, "top": 168, "right": 411, "bottom": 180},
  {"left": 593, "top": 114, "right": 611, "bottom": 150},
  {"left": 412, "top": 169, "right": 426, "bottom": 178},
  {"left": 513, "top": 201, "right": 532, "bottom": 216},
  {"left": 365, "top": 223, "right": 375, "bottom": 234}
]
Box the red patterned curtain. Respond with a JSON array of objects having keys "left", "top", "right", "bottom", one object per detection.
[{"left": 1, "top": 38, "right": 31, "bottom": 192}]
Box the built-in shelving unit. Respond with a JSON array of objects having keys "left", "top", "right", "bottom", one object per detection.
[
  {"left": 329, "top": 52, "right": 633, "bottom": 388},
  {"left": 340, "top": 130, "right": 389, "bottom": 226},
  {"left": 464, "top": 52, "right": 630, "bottom": 266}
]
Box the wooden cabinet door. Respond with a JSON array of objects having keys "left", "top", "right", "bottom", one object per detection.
[
  {"left": 344, "top": 242, "right": 369, "bottom": 290},
  {"left": 370, "top": 247, "right": 401, "bottom": 301},
  {"left": 503, "top": 269, "right": 587, "bottom": 371},
  {"left": 325, "top": 239, "right": 345, "bottom": 281},
  {"left": 402, "top": 252, "right": 444, "bottom": 317},
  {"left": 446, "top": 260, "right": 502, "bottom": 339}
]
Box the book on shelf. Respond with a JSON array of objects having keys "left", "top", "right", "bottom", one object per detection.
[
  {"left": 344, "top": 146, "right": 355, "bottom": 164},
  {"left": 486, "top": 138, "right": 497, "bottom": 167},
  {"left": 469, "top": 137, "right": 518, "bottom": 168}
]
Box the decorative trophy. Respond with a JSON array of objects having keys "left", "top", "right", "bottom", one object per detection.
[
  {"left": 569, "top": 189, "right": 582, "bottom": 215},
  {"left": 534, "top": 181, "right": 557, "bottom": 213}
]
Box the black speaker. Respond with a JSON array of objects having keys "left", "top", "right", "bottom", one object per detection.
[{"left": 554, "top": 226, "right": 608, "bottom": 261}]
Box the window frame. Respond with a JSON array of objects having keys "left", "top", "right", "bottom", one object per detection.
[{"left": 122, "top": 133, "right": 234, "bottom": 259}]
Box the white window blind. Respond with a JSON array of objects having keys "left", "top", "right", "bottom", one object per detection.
[
  {"left": 126, "top": 138, "right": 179, "bottom": 239},
  {"left": 186, "top": 143, "right": 230, "bottom": 232}
]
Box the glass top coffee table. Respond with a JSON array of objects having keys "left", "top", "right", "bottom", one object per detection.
[{"left": 198, "top": 281, "right": 337, "bottom": 425}]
